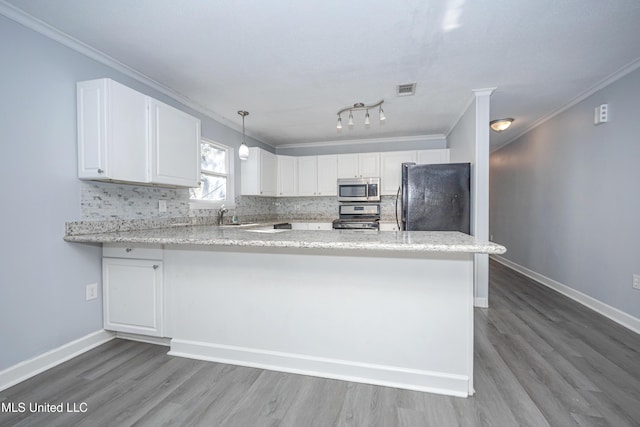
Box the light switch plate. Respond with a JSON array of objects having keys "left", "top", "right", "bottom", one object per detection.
[{"left": 633, "top": 274, "right": 640, "bottom": 290}]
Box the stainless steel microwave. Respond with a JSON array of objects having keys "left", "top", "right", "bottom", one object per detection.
[{"left": 337, "top": 177, "right": 381, "bottom": 202}]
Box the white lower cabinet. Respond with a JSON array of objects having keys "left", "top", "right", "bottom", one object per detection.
[
  {"left": 102, "top": 248, "right": 163, "bottom": 337},
  {"left": 379, "top": 222, "right": 400, "bottom": 231}
]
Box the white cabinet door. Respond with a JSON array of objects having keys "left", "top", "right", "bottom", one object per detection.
[
  {"left": 316, "top": 155, "right": 338, "bottom": 196},
  {"left": 241, "top": 147, "right": 277, "bottom": 196},
  {"left": 381, "top": 151, "right": 417, "bottom": 195},
  {"left": 260, "top": 149, "right": 277, "bottom": 196},
  {"left": 77, "top": 78, "right": 200, "bottom": 187},
  {"left": 149, "top": 100, "right": 201, "bottom": 187},
  {"left": 103, "top": 258, "right": 163, "bottom": 337},
  {"left": 416, "top": 149, "right": 450, "bottom": 164},
  {"left": 308, "top": 222, "right": 333, "bottom": 230},
  {"left": 379, "top": 222, "right": 400, "bottom": 231},
  {"left": 337, "top": 153, "right": 380, "bottom": 178},
  {"left": 77, "top": 79, "right": 149, "bottom": 182},
  {"left": 337, "top": 154, "right": 359, "bottom": 178},
  {"left": 358, "top": 152, "right": 381, "bottom": 177},
  {"left": 298, "top": 156, "right": 318, "bottom": 196},
  {"left": 277, "top": 155, "right": 298, "bottom": 196}
]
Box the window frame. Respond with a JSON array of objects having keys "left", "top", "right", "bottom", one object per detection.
[{"left": 189, "top": 138, "right": 235, "bottom": 210}]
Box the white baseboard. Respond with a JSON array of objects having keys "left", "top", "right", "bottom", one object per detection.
[
  {"left": 474, "top": 298, "right": 488, "bottom": 308},
  {"left": 491, "top": 255, "right": 640, "bottom": 335},
  {"left": 114, "top": 332, "right": 170, "bottom": 347},
  {"left": 0, "top": 330, "right": 115, "bottom": 392},
  {"left": 168, "top": 339, "right": 471, "bottom": 398}
]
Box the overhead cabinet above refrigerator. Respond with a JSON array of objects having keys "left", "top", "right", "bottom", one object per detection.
[{"left": 77, "top": 78, "right": 201, "bottom": 188}]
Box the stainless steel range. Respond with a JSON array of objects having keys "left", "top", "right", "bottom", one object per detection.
[{"left": 332, "top": 203, "right": 380, "bottom": 230}]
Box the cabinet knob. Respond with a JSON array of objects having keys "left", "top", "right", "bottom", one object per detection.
[
  {"left": 125, "top": 248, "right": 132, "bottom": 252},
  {"left": 153, "top": 265, "right": 159, "bottom": 270},
  {"left": 97, "top": 169, "right": 104, "bottom": 174}
]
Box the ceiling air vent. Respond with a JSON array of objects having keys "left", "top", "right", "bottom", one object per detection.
[{"left": 396, "top": 82, "right": 416, "bottom": 97}]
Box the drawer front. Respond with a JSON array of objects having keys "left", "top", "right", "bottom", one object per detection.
[{"left": 103, "top": 243, "right": 163, "bottom": 260}]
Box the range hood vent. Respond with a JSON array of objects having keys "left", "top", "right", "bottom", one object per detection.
[{"left": 396, "top": 83, "right": 416, "bottom": 96}]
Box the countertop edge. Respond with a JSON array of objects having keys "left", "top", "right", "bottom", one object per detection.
[{"left": 63, "top": 233, "right": 506, "bottom": 255}]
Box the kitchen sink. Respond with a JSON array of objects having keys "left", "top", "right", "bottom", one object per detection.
[{"left": 218, "top": 223, "right": 259, "bottom": 228}]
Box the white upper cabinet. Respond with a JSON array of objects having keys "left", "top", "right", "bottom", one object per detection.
[
  {"left": 241, "top": 147, "right": 277, "bottom": 196},
  {"left": 358, "top": 152, "right": 381, "bottom": 177},
  {"left": 337, "top": 154, "right": 358, "bottom": 178},
  {"left": 416, "top": 149, "right": 450, "bottom": 164},
  {"left": 380, "top": 151, "right": 417, "bottom": 195},
  {"left": 77, "top": 78, "right": 200, "bottom": 187},
  {"left": 149, "top": 100, "right": 201, "bottom": 187},
  {"left": 277, "top": 155, "right": 298, "bottom": 196},
  {"left": 316, "top": 155, "right": 338, "bottom": 196},
  {"left": 297, "top": 156, "right": 318, "bottom": 196},
  {"left": 298, "top": 155, "right": 338, "bottom": 196},
  {"left": 337, "top": 153, "right": 380, "bottom": 178}
]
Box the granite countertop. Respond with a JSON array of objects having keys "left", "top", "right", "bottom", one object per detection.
[{"left": 64, "top": 224, "right": 506, "bottom": 254}]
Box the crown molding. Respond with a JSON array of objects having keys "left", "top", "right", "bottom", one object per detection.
[
  {"left": 276, "top": 134, "right": 447, "bottom": 150},
  {"left": 0, "top": 0, "right": 271, "bottom": 145},
  {"left": 492, "top": 57, "right": 640, "bottom": 152}
]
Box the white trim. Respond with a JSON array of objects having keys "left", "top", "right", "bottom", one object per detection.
[
  {"left": 491, "top": 255, "right": 640, "bottom": 335},
  {"left": 276, "top": 134, "right": 446, "bottom": 150},
  {"left": 0, "top": 330, "right": 115, "bottom": 392},
  {"left": 474, "top": 297, "right": 488, "bottom": 308},
  {"left": 114, "top": 332, "right": 170, "bottom": 347},
  {"left": 492, "top": 57, "right": 640, "bottom": 152},
  {"left": 168, "top": 339, "right": 471, "bottom": 397},
  {"left": 445, "top": 87, "right": 496, "bottom": 138},
  {"left": 0, "top": 1, "right": 274, "bottom": 146}
]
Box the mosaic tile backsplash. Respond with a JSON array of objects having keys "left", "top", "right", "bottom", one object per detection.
[{"left": 79, "top": 181, "right": 400, "bottom": 232}]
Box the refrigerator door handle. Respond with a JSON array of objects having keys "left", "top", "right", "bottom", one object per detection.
[{"left": 395, "top": 185, "right": 402, "bottom": 230}]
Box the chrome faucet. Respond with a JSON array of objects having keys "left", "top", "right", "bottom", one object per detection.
[{"left": 217, "top": 205, "right": 229, "bottom": 225}]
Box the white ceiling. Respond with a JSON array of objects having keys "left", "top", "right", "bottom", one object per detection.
[{"left": 3, "top": 0, "right": 640, "bottom": 149}]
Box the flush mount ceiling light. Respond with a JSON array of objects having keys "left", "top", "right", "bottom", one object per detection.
[
  {"left": 337, "top": 100, "right": 385, "bottom": 129},
  {"left": 490, "top": 118, "right": 514, "bottom": 132},
  {"left": 238, "top": 110, "right": 250, "bottom": 160}
]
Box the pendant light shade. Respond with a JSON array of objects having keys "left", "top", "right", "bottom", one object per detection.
[{"left": 238, "top": 110, "right": 250, "bottom": 160}]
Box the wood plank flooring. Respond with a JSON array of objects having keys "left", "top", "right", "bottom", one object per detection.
[{"left": 2, "top": 259, "right": 639, "bottom": 426}]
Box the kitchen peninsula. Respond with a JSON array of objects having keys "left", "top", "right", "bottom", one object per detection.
[{"left": 65, "top": 224, "right": 505, "bottom": 397}]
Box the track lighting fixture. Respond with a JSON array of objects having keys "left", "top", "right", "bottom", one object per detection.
[{"left": 336, "top": 100, "right": 385, "bottom": 129}]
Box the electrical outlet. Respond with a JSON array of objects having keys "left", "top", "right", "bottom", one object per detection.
[
  {"left": 633, "top": 274, "right": 640, "bottom": 290},
  {"left": 86, "top": 283, "right": 98, "bottom": 301},
  {"left": 295, "top": 205, "right": 300, "bottom": 211},
  {"left": 158, "top": 200, "right": 167, "bottom": 213}
]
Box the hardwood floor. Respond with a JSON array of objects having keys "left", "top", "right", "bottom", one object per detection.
[{"left": 2, "top": 260, "right": 639, "bottom": 426}]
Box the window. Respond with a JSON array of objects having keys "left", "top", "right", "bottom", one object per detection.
[{"left": 189, "top": 139, "right": 234, "bottom": 208}]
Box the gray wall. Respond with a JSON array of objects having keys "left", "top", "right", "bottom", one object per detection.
[
  {"left": 0, "top": 15, "right": 262, "bottom": 370},
  {"left": 490, "top": 67, "right": 640, "bottom": 319}
]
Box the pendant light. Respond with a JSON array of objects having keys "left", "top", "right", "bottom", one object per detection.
[{"left": 238, "top": 110, "right": 250, "bottom": 160}]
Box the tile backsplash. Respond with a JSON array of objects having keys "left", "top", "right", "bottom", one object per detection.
[{"left": 80, "top": 181, "right": 399, "bottom": 223}]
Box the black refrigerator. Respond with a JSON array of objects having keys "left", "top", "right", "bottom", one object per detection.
[{"left": 400, "top": 162, "right": 471, "bottom": 233}]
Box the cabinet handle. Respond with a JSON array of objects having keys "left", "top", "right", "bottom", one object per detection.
[
  {"left": 153, "top": 264, "right": 159, "bottom": 269},
  {"left": 97, "top": 169, "right": 104, "bottom": 174},
  {"left": 125, "top": 248, "right": 132, "bottom": 252}
]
